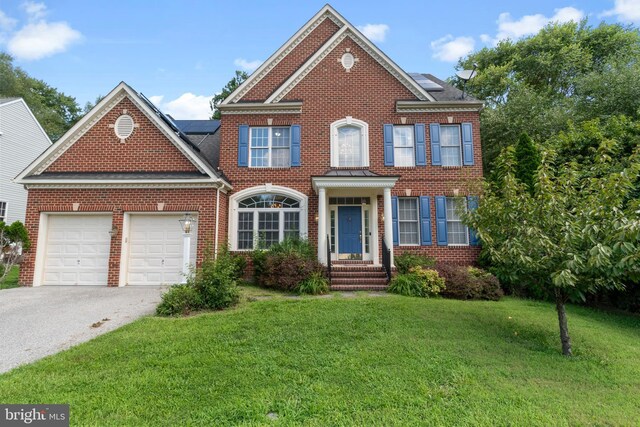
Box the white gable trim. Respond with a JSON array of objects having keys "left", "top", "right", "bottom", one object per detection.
[
  {"left": 221, "top": 6, "right": 344, "bottom": 105},
  {"left": 15, "top": 82, "right": 228, "bottom": 188},
  {"left": 266, "top": 26, "right": 435, "bottom": 103},
  {"left": 0, "top": 98, "right": 52, "bottom": 145}
]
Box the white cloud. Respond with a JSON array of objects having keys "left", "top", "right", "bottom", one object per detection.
[
  {"left": 484, "top": 7, "right": 585, "bottom": 45},
  {"left": 431, "top": 35, "right": 475, "bottom": 62},
  {"left": 151, "top": 93, "right": 213, "bottom": 120},
  {"left": 8, "top": 21, "right": 82, "bottom": 60},
  {"left": 602, "top": 0, "right": 640, "bottom": 23},
  {"left": 356, "top": 23, "right": 389, "bottom": 42},
  {"left": 234, "top": 58, "right": 262, "bottom": 72},
  {"left": 23, "top": 1, "right": 47, "bottom": 20}
]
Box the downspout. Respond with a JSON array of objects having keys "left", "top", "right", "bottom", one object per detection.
[{"left": 214, "top": 186, "right": 221, "bottom": 259}]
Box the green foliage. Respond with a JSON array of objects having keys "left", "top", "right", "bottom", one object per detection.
[
  {"left": 210, "top": 70, "right": 248, "bottom": 119},
  {"left": 394, "top": 253, "right": 436, "bottom": 274},
  {"left": 251, "top": 239, "right": 321, "bottom": 291},
  {"left": 296, "top": 271, "right": 329, "bottom": 295},
  {"left": 193, "top": 252, "right": 241, "bottom": 310},
  {"left": 156, "top": 284, "right": 203, "bottom": 316},
  {"left": 388, "top": 267, "right": 445, "bottom": 298},
  {"left": 0, "top": 221, "right": 30, "bottom": 251},
  {"left": 514, "top": 133, "right": 541, "bottom": 193},
  {"left": 0, "top": 53, "right": 83, "bottom": 141},
  {"left": 435, "top": 263, "right": 504, "bottom": 301}
]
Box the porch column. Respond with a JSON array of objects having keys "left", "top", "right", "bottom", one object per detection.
[
  {"left": 317, "top": 187, "right": 327, "bottom": 264},
  {"left": 383, "top": 187, "right": 394, "bottom": 266}
]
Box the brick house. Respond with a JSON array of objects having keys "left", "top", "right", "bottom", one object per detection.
[{"left": 16, "top": 5, "right": 483, "bottom": 288}]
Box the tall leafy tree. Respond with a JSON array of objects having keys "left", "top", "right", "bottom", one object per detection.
[
  {"left": 514, "top": 133, "right": 540, "bottom": 194},
  {"left": 0, "top": 53, "right": 83, "bottom": 141},
  {"left": 210, "top": 70, "right": 249, "bottom": 120}
]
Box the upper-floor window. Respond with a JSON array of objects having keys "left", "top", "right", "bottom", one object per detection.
[
  {"left": 441, "top": 125, "right": 462, "bottom": 167},
  {"left": 446, "top": 197, "right": 468, "bottom": 245},
  {"left": 250, "top": 127, "right": 291, "bottom": 168},
  {"left": 331, "top": 117, "right": 369, "bottom": 167},
  {"left": 0, "top": 201, "right": 6, "bottom": 223},
  {"left": 393, "top": 126, "right": 415, "bottom": 167}
]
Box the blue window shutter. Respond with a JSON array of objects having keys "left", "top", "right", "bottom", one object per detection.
[
  {"left": 415, "top": 124, "right": 426, "bottom": 166},
  {"left": 462, "top": 122, "right": 474, "bottom": 166},
  {"left": 467, "top": 196, "right": 480, "bottom": 246},
  {"left": 420, "top": 196, "right": 432, "bottom": 245},
  {"left": 384, "top": 124, "right": 394, "bottom": 166},
  {"left": 430, "top": 123, "right": 442, "bottom": 166},
  {"left": 392, "top": 196, "right": 399, "bottom": 246},
  {"left": 435, "top": 196, "right": 448, "bottom": 246},
  {"left": 291, "top": 124, "right": 301, "bottom": 167},
  {"left": 238, "top": 124, "right": 249, "bottom": 167}
]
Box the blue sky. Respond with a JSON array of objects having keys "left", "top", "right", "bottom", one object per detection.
[{"left": 0, "top": 0, "right": 638, "bottom": 119}]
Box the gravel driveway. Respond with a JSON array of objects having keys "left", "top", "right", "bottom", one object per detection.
[{"left": 0, "top": 286, "right": 165, "bottom": 373}]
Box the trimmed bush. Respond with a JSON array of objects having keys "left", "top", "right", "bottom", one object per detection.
[
  {"left": 388, "top": 267, "right": 445, "bottom": 298},
  {"left": 252, "top": 239, "right": 321, "bottom": 292},
  {"left": 435, "top": 263, "right": 503, "bottom": 301},
  {"left": 394, "top": 253, "right": 436, "bottom": 274},
  {"left": 296, "top": 271, "right": 330, "bottom": 295},
  {"left": 156, "top": 284, "right": 202, "bottom": 316},
  {"left": 194, "top": 254, "right": 240, "bottom": 310}
]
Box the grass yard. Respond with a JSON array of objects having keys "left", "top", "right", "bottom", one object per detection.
[
  {"left": 0, "top": 266, "right": 19, "bottom": 289},
  {"left": 0, "top": 293, "right": 639, "bottom": 426}
]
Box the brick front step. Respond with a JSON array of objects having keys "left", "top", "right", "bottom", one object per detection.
[
  {"left": 331, "top": 271, "right": 388, "bottom": 279},
  {"left": 332, "top": 260, "right": 374, "bottom": 265},
  {"left": 330, "top": 277, "right": 388, "bottom": 286},
  {"left": 331, "top": 266, "right": 386, "bottom": 273},
  {"left": 330, "top": 284, "right": 388, "bottom": 291}
]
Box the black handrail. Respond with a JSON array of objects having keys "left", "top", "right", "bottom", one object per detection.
[
  {"left": 326, "top": 234, "right": 332, "bottom": 282},
  {"left": 382, "top": 236, "right": 391, "bottom": 282}
]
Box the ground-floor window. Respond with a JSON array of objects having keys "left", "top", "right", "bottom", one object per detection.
[
  {"left": 446, "top": 197, "right": 469, "bottom": 245},
  {"left": 398, "top": 197, "right": 420, "bottom": 245},
  {"left": 236, "top": 193, "right": 302, "bottom": 250}
]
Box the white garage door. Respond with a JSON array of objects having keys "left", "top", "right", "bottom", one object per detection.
[
  {"left": 43, "top": 215, "right": 112, "bottom": 286},
  {"left": 126, "top": 214, "right": 198, "bottom": 286}
]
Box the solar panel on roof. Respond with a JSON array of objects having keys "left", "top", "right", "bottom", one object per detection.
[
  {"left": 408, "top": 73, "right": 444, "bottom": 91},
  {"left": 139, "top": 92, "right": 201, "bottom": 152}
]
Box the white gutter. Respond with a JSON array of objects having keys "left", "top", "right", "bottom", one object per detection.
[{"left": 214, "top": 187, "right": 221, "bottom": 259}]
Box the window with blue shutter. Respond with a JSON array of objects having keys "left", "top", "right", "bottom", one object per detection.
[
  {"left": 391, "top": 196, "right": 399, "bottom": 246},
  {"left": 291, "top": 124, "right": 301, "bottom": 167},
  {"left": 420, "top": 196, "right": 432, "bottom": 245},
  {"left": 415, "top": 124, "right": 426, "bottom": 166},
  {"left": 435, "top": 196, "right": 448, "bottom": 245},
  {"left": 384, "top": 124, "right": 394, "bottom": 166},
  {"left": 430, "top": 123, "right": 442, "bottom": 166},
  {"left": 462, "top": 122, "right": 474, "bottom": 166},
  {"left": 467, "top": 195, "right": 480, "bottom": 246},
  {"left": 238, "top": 124, "right": 249, "bottom": 167}
]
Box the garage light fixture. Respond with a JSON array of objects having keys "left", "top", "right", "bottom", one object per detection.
[{"left": 179, "top": 212, "right": 196, "bottom": 235}]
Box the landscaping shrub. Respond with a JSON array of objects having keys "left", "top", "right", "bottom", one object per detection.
[
  {"left": 156, "top": 284, "right": 202, "bottom": 316},
  {"left": 394, "top": 253, "right": 436, "bottom": 274},
  {"left": 388, "top": 267, "right": 445, "bottom": 297},
  {"left": 435, "top": 263, "right": 503, "bottom": 301},
  {"left": 252, "top": 239, "right": 322, "bottom": 291},
  {"left": 194, "top": 254, "right": 240, "bottom": 310},
  {"left": 296, "top": 271, "right": 330, "bottom": 295}
]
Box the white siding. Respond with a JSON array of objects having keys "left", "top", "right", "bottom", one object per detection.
[{"left": 0, "top": 100, "right": 51, "bottom": 224}]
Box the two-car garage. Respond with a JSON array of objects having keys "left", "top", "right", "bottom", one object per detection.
[{"left": 37, "top": 213, "right": 197, "bottom": 286}]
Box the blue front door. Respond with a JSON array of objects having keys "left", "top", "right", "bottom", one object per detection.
[{"left": 338, "top": 206, "right": 362, "bottom": 256}]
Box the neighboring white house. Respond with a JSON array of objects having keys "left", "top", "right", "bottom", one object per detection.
[{"left": 0, "top": 98, "right": 52, "bottom": 224}]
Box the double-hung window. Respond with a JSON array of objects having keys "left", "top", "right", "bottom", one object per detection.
[
  {"left": 440, "top": 125, "right": 462, "bottom": 167},
  {"left": 0, "top": 201, "right": 6, "bottom": 223},
  {"left": 445, "top": 197, "right": 469, "bottom": 245},
  {"left": 250, "top": 127, "right": 291, "bottom": 167},
  {"left": 393, "top": 126, "right": 415, "bottom": 167},
  {"left": 398, "top": 198, "right": 420, "bottom": 245}
]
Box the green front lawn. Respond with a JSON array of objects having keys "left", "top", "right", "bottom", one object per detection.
[
  {"left": 1, "top": 294, "right": 639, "bottom": 426},
  {"left": 0, "top": 266, "right": 19, "bottom": 289}
]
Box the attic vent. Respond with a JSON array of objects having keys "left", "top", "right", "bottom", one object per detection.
[
  {"left": 115, "top": 114, "right": 135, "bottom": 140},
  {"left": 341, "top": 52, "right": 355, "bottom": 71}
]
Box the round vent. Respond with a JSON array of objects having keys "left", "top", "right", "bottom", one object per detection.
[
  {"left": 341, "top": 52, "right": 355, "bottom": 70},
  {"left": 114, "top": 114, "right": 134, "bottom": 139}
]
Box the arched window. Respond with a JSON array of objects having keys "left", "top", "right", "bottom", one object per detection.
[
  {"left": 330, "top": 117, "right": 369, "bottom": 167},
  {"left": 230, "top": 186, "right": 307, "bottom": 250}
]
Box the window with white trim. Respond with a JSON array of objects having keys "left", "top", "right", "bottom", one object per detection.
[
  {"left": 398, "top": 198, "right": 420, "bottom": 245},
  {"left": 441, "top": 125, "right": 462, "bottom": 167},
  {"left": 393, "top": 126, "right": 415, "bottom": 167},
  {"left": 250, "top": 127, "right": 291, "bottom": 168},
  {"left": 0, "top": 201, "right": 6, "bottom": 223},
  {"left": 330, "top": 117, "right": 369, "bottom": 167},
  {"left": 446, "top": 197, "right": 469, "bottom": 245},
  {"left": 236, "top": 194, "right": 302, "bottom": 250}
]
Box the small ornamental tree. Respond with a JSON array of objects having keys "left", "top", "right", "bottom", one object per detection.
[
  {"left": 0, "top": 221, "right": 30, "bottom": 283},
  {"left": 466, "top": 141, "right": 640, "bottom": 356}
]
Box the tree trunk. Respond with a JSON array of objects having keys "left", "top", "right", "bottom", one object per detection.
[{"left": 555, "top": 291, "right": 572, "bottom": 356}]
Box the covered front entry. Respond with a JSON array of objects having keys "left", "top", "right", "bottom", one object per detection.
[{"left": 337, "top": 205, "right": 363, "bottom": 260}]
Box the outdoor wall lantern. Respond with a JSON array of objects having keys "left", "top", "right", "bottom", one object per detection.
[{"left": 179, "top": 213, "right": 196, "bottom": 283}]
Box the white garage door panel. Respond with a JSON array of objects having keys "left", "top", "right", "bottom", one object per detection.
[
  {"left": 126, "top": 215, "right": 197, "bottom": 286},
  {"left": 43, "top": 215, "right": 112, "bottom": 286}
]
